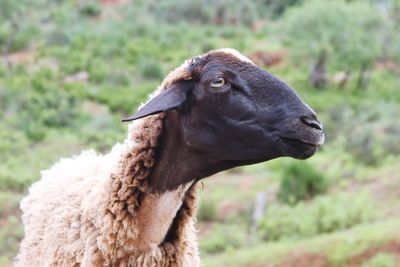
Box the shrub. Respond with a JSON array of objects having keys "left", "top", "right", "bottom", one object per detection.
[
  {"left": 198, "top": 197, "right": 218, "bottom": 222},
  {"left": 140, "top": 0, "right": 269, "bottom": 26},
  {"left": 279, "top": 0, "right": 383, "bottom": 70},
  {"left": 95, "top": 81, "right": 158, "bottom": 114},
  {"left": 277, "top": 161, "right": 328, "bottom": 204},
  {"left": 264, "top": 0, "right": 303, "bottom": 18},
  {"left": 79, "top": 1, "right": 101, "bottom": 17},
  {"left": 363, "top": 253, "right": 397, "bottom": 267},
  {"left": 137, "top": 58, "right": 164, "bottom": 80},
  {"left": 0, "top": 214, "right": 23, "bottom": 266},
  {"left": 259, "top": 193, "right": 377, "bottom": 241},
  {"left": 200, "top": 223, "right": 246, "bottom": 254},
  {"left": 326, "top": 102, "right": 400, "bottom": 165}
]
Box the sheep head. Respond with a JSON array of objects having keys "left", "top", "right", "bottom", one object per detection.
[{"left": 123, "top": 49, "right": 324, "bottom": 177}]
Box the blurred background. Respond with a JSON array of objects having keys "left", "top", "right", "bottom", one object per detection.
[{"left": 1, "top": 0, "right": 400, "bottom": 266}]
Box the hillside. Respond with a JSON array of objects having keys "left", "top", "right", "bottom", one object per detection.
[{"left": 1, "top": 1, "right": 400, "bottom": 266}]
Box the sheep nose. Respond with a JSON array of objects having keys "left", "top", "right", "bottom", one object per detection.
[{"left": 300, "top": 115, "right": 323, "bottom": 131}]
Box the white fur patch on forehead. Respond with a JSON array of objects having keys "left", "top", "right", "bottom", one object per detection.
[
  {"left": 210, "top": 48, "right": 254, "bottom": 65},
  {"left": 159, "top": 48, "right": 252, "bottom": 90}
]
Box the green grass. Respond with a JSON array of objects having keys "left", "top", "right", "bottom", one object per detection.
[
  {"left": 0, "top": 191, "right": 23, "bottom": 267},
  {"left": 203, "top": 218, "right": 400, "bottom": 267}
]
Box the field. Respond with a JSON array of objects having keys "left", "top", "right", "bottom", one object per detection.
[{"left": 1, "top": 0, "right": 400, "bottom": 266}]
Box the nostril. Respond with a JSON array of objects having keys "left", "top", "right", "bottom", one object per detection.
[{"left": 300, "top": 116, "right": 323, "bottom": 131}]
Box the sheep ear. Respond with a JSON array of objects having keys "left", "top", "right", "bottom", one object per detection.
[{"left": 121, "top": 81, "right": 192, "bottom": 122}]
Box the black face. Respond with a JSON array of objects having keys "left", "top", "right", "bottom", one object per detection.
[
  {"left": 123, "top": 51, "right": 324, "bottom": 166},
  {"left": 181, "top": 55, "right": 324, "bottom": 163}
]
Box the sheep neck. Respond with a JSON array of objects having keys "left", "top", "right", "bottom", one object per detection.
[
  {"left": 130, "top": 182, "right": 193, "bottom": 253},
  {"left": 110, "top": 111, "right": 223, "bottom": 255},
  {"left": 122, "top": 111, "right": 206, "bottom": 252},
  {"left": 108, "top": 111, "right": 204, "bottom": 255},
  {"left": 147, "top": 111, "right": 248, "bottom": 193},
  {"left": 148, "top": 110, "right": 210, "bottom": 193}
]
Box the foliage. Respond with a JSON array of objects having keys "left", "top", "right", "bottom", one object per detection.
[
  {"left": 200, "top": 223, "right": 247, "bottom": 254},
  {"left": 259, "top": 193, "right": 377, "bottom": 241},
  {"left": 1, "top": 68, "right": 80, "bottom": 141},
  {"left": 137, "top": 57, "right": 164, "bottom": 80},
  {"left": 363, "top": 253, "right": 397, "bottom": 267},
  {"left": 0, "top": 0, "right": 400, "bottom": 266},
  {"left": 264, "top": 0, "right": 303, "bottom": 18},
  {"left": 0, "top": 191, "right": 23, "bottom": 267},
  {"left": 277, "top": 161, "right": 328, "bottom": 204},
  {"left": 0, "top": 0, "right": 45, "bottom": 53},
  {"left": 279, "top": 0, "right": 384, "bottom": 69},
  {"left": 78, "top": 1, "right": 101, "bottom": 17},
  {"left": 326, "top": 102, "right": 400, "bottom": 165},
  {"left": 138, "top": 0, "right": 269, "bottom": 26},
  {"left": 203, "top": 218, "right": 400, "bottom": 267},
  {"left": 0, "top": 215, "right": 23, "bottom": 267},
  {"left": 197, "top": 197, "right": 218, "bottom": 222}
]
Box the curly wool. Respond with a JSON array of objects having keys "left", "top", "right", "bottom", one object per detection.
[{"left": 16, "top": 65, "right": 199, "bottom": 267}]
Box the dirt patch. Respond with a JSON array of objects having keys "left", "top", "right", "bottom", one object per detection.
[
  {"left": 375, "top": 58, "right": 400, "bottom": 73},
  {"left": 279, "top": 252, "right": 328, "bottom": 267},
  {"left": 348, "top": 240, "right": 400, "bottom": 266},
  {"left": 0, "top": 205, "right": 21, "bottom": 228},
  {"left": 216, "top": 200, "right": 248, "bottom": 221},
  {"left": 3, "top": 50, "right": 34, "bottom": 65},
  {"left": 278, "top": 240, "right": 400, "bottom": 267}
]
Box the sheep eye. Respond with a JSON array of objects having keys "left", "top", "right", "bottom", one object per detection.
[{"left": 210, "top": 78, "right": 225, "bottom": 88}]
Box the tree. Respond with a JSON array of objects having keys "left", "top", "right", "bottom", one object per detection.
[
  {"left": 279, "top": 0, "right": 384, "bottom": 89},
  {"left": 263, "top": 0, "right": 303, "bottom": 18}
]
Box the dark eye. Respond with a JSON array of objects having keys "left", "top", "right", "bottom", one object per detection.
[{"left": 210, "top": 78, "right": 225, "bottom": 88}]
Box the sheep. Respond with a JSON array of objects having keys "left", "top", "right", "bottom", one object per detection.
[{"left": 16, "top": 48, "right": 324, "bottom": 267}]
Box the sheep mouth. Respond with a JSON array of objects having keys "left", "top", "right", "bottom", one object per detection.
[
  {"left": 281, "top": 136, "right": 321, "bottom": 147},
  {"left": 278, "top": 136, "right": 321, "bottom": 159}
]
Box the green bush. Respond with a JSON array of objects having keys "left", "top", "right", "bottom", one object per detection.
[
  {"left": 326, "top": 102, "right": 400, "bottom": 165},
  {"left": 79, "top": 1, "right": 101, "bottom": 17},
  {"left": 0, "top": 214, "right": 23, "bottom": 264},
  {"left": 0, "top": 129, "right": 84, "bottom": 190},
  {"left": 94, "top": 81, "right": 158, "bottom": 114},
  {"left": 0, "top": 24, "right": 38, "bottom": 53},
  {"left": 277, "top": 161, "right": 328, "bottom": 204},
  {"left": 197, "top": 197, "right": 218, "bottom": 222},
  {"left": 264, "top": 0, "right": 303, "bottom": 18},
  {"left": 279, "top": 0, "right": 383, "bottom": 69},
  {"left": 137, "top": 58, "right": 164, "bottom": 80},
  {"left": 363, "top": 253, "right": 397, "bottom": 267},
  {"left": 139, "top": 0, "right": 270, "bottom": 26},
  {"left": 200, "top": 224, "right": 246, "bottom": 254},
  {"left": 259, "top": 193, "right": 376, "bottom": 241}
]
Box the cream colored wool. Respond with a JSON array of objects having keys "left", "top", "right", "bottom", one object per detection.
[{"left": 16, "top": 48, "right": 252, "bottom": 267}]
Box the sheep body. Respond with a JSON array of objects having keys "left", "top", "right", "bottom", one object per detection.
[{"left": 17, "top": 115, "right": 200, "bottom": 267}]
